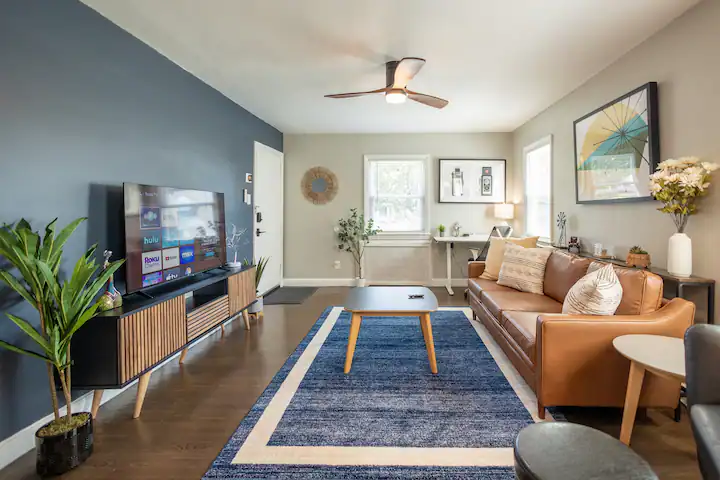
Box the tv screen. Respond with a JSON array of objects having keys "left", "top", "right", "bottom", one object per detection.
[{"left": 123, "top": 183, "right": 227, "bottom": 293}]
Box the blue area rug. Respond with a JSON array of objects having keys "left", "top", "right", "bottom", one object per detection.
[{"left": 204, "top": 307, "right": 551, "bottom": 479}]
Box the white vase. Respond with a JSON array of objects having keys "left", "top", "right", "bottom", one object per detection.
[
  {"left": 249, "top": 296, "right": 263, "bottom": 313},
  {"left": 667, "top": 233, "right": 692, "bottom": 277},
  {"left": 355, "top": 277, "right": 366, "bottom": 287}
]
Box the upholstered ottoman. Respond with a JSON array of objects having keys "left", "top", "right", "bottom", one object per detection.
[{"left": 514, "top": 423, "right": 658, "bottom": 479}]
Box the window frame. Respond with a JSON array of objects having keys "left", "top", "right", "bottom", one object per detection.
[
  {"left": 363, "top": 154, "right": 432, "bottom": 241},
  {"left": 522, "top": 135, "right": 553, "bottom": 243}
]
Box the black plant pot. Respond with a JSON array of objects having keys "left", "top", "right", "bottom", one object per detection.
[{"left": 35, "top": 413, "right": 93, "bottom": 477}]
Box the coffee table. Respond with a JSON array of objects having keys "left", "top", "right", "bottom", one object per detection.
[
  {"left": 343, "top": 286, "right": 439, "bottom": 374},
  {"left": 613, "top": 334, "right": 686, "bottom": 445}
]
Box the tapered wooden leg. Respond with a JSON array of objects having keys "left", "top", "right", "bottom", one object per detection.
[
  {"left": 421, "top": 313, "right": 438, "bottom": 374},
  {"left": 537, "top": 400, "right": 546, "bottom": 420},
  {"left": 221, "top": 324, "right": 225, "bottom": 336},
  {"left": 133, "top": 372, "right": 152, "bottom": 419},
  {"left": 344, "top": 314, "right": 362, "bottom": 374},
  {"left": 259, "top": 311, "right": 264, "bottom": 320},
  {"left": 619, "top": 361, "right": 646, "bottom": 445},
  {"left": 178, "top": 348, "right": 188, "bottom": 364},
  {"left": 242, "top": 310, "right": 250, "bottom": 330},
  {"left": 91, "top": 390, "right": 104, "bottom": 419},
  {"left": 419, "top": 315, "right": 428, "bottom": 341}
]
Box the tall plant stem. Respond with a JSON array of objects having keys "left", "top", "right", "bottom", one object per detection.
[
  {"left": 38, "top": 305, "right": 60, "bottom": 421},
  {"left": 57, "top": 367, "right": 72, "bottom": 421}
]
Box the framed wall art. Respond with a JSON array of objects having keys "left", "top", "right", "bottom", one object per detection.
[
  {"left": 573, "top": 82, "right": 660, "bottom": 204},
  {"left": 438, "top": 159, "right": 506, "bottom": 204}
]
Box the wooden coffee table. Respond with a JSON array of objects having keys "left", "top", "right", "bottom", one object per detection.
[{"left": 343, "top": 286, "right": 439, "bottom": 374}]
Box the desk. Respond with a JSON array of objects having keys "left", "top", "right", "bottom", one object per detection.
[{"left": 433, "top": 234, "right": 490, "bottom": 295}]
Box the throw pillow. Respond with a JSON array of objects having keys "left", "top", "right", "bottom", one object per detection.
[
  {"left": 497, "top": 244, "right": 553, "bottom": 295},
  {"left": 562, "top": 263, "right": 623, "bottom": 316},
  {"left": 480, "top": 236, "right": 540, "bottom": 280}
]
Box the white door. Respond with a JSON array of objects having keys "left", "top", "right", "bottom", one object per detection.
[{"left": 253, "top": 142, "right": 284, "bottom": 296}]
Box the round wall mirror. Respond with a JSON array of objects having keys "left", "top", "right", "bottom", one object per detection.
[{"left": 301, "top": 167, "right": 338, "bottom": 205}]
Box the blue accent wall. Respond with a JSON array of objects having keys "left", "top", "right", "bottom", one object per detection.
[{"left": 0, "top": 0, "right": 282, "bottom": 442}]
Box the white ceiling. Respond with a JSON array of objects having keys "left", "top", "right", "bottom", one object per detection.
[{"left": 82, "top": 0, "right": 699, "bottom": 134}]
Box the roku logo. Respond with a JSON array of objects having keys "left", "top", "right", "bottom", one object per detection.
[{"left": 145, "top": 256, "right": 160, "bottom": 263}]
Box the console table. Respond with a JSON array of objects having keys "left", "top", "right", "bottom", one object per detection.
[{"left": 71, "top": 266, "right": 256, "bottom": 419}]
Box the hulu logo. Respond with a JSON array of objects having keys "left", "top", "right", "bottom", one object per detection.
[{"left": 144, "top": 236, "right": 159, "bottom": 245}]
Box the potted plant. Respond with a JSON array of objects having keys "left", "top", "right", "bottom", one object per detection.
[
  {"left": 437, "top": 224, "right": 446, "bottom": 237},
  {"left": 626, "top": 246, "right": 651, "bottom": 268},
  {"left": 0, "top": 218, "right": 123, "bottom": 476},
  {"left": 226, "top": 224, "right": 247, "bottom": 267},
  {"left": 650, "top": 157, "right": 718, "bottom": 276},
  {"left": 336, "top": 208, "right": 381, "bottom": 287},
  {"left": 243, "top": 256, "right": 269, "bottom": 317}
]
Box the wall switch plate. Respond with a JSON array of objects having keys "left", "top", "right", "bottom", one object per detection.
[{"left": 333, "top": 260, "right": 341, "bottom": 270}]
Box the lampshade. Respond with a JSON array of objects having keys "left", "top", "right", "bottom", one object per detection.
[
  {"left": 385, "top": 89, "right": 408, "bottom": 104},
  {"left": 494, "top": 203, "right": 515, "bottom": 220}
]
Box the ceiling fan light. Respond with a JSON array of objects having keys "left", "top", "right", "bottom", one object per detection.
[{"left": 385, "top": 90, "right": 407, "bottom": 104}]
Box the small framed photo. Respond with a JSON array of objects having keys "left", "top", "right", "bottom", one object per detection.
[{"left": 438, "top": 159, "right": 506, "bottom": 203}]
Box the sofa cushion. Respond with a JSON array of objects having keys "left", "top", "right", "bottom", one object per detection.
[
  {"left": 543, "top": 251, "right": 591, "bottom": 303},
  {"left": 480, "top": 236, "right": 539, "bottom": 281},
  {"left": 588, "top": 261, "right": 664, "bottom": 315},
  {"left": 480, "top": 290, "right": 563, "bottom": 320},
  {"left": 497, "top": 244, "right": 553, "bottom": 295},
  {"left": 468, "top": 277, "right": 518, "bottom": 298},
  {"left": 563, "top": 264, "right": 623, "bottom": 315},
  {"left": 502, "top": 311, "right": 542, "bottom": 362}
]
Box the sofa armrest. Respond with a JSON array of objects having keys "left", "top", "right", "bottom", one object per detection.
[
  {"left": 536, "top": 298, "right": 695, "bottom": 407},
  {"left": 468, "top": 261, "right": 486, "bottom": 278},
  {"left": 686, "top": 324, "right": 720, "bottom": 408}
]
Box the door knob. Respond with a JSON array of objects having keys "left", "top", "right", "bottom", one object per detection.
[{"left": 256, "top": 228, "right": 266, "bottom": 236}]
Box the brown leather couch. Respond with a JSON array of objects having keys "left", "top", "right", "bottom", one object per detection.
[{"left": 468, "top": 250, "right": 695, "bottom": 418}]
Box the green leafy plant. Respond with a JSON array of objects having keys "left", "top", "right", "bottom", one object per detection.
[
  {"left": 437, "top": 224, "right": 446, "bottom": 233},
  {"left": 336, "top": 208, "right": 381, "bottom": 279},
  {"left": 242, "top": 256, "right": 269, "bottom": 295},
  {"left": 0, "top": 218, "right": 123, "bottom": 434},
  {"left": 629, "top": 246, "right": 648, "bottom": 255}
]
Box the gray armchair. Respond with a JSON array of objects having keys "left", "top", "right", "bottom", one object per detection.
[{"left": 686, "top": 324, "right": 720, "bottom": 480}]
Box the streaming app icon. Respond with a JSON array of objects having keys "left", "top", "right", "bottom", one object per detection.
[
  {"left": 161, "top": 208, "right": 179, "bottom": 228},
  {"left": 139, "top": 207, "right": 161, "bottom": 229},
  {"left": 180, "top": 245, "right": 195, "bottom": 264},
  {"left": 161, "top": 227, "right": 179, "bottom": 248},
  {"left": 162, "top": 247, "right": 180, "bottom": 269},
  {"left": 141, "top": 250, "right": 162, "bottom": 274},
  {"left": 141, "top": 229, "right": 161, "bottom": 252},
  {"left": 142, "top": 271, "right": 163, "bottom": 287},
  {"left": 184, "top": 266, "right": 193, "bottom": 276},
  {"left": 163, "top": 267, "right": 181, "bottom": 282}
]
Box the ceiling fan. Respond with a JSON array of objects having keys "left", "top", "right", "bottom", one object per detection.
[{"left": 325, "top": 57, "right": 448, "bottom": 109}]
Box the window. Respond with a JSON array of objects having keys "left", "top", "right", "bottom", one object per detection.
[
  {"left": 523, "top": 136, "right": 552, "bottom": 241},
  {"left": 364, "top": 155, "right": 429, "bottom": 234}
]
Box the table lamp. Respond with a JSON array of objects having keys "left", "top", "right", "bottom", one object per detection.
[{"left": 494, "top": 203, "right": 515, "bottom": 226}]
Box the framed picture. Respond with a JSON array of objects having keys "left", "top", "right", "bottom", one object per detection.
[
  {"left": 574, "top": 82, "right": 660, "bottom": 204},
  {"left": 438, "top": 159, "right": 506, "bottom": 203}
]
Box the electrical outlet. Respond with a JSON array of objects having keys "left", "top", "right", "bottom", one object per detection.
[{"left": 333, "top": 260, "right": 341, "bottom": 270}]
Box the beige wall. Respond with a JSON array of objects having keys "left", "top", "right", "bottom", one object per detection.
[
  {"left": 512, "top": 0, "right": 719, "bottom": 316},
  {"left": 284, "top": 133, "right": 513, "bottom": 281}
]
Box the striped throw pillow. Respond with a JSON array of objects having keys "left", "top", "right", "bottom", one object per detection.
[
  {"left": 562, "top": 263, "right": 623, "bottom": 315},
  {"left": 497, "top": 244, "right": 553, "bottom": 295}
]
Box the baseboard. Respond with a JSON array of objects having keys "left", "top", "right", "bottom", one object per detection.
[
  {"left": 282, "top": 278, "right": 356, "bottom": 287},
  {"left": 0, "top": 314, "right": 237, "bottom": 471}
]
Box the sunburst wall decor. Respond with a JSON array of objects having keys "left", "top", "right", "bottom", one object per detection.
[
  {"left": 301, "top": 166, "right": 338, "bottom": 205},
  {"left": 573, "top": 82, "right": 659, "bottom": 204}
]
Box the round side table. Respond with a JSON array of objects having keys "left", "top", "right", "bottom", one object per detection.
[{"left": 613, "top": 334, "right": 685, "bottom": 445}]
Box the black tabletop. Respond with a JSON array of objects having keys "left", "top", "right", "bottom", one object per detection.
[{"left": 344, "top": 286, "right": 438, "bottom": 313}]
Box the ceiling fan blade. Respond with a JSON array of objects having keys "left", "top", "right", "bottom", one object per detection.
[
  {"left": 406, "top": 90, "right": 449, "bottom": 109},
  {"left": 392, "top": 57, "right": 426, "bottom": 87},
  {"left": 325, "top": 87, "right": 389, "bottom": 99}
]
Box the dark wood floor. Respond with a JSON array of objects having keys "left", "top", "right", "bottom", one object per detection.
[{"left": 0, "top": 287, "right": 700, "bottom": 479}]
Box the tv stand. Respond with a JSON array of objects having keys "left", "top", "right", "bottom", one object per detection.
[{"left": 71, "top": 265, "right": 257, "bottom": 420}]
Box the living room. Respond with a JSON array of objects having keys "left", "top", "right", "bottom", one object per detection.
[{"left": 1, "top": 0, "right": 718, "bottom": 479}]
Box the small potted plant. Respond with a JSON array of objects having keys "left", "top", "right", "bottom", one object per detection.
[
  {"left": 437, "top": 224, "right": 446, "bottom": 237},
  {"left": 244, "top": 256, "right": 269, "bottom": 317},
  {"left": 626, "top": 246, "right": 651, "bottom": 268},
  {"left": 336, "top": 208, "right": 381, "bottom": 287},
  {"left": 226, "top": 224, "right": 247, "bottom": 267},
  {"left": 0, "top": 218, "right": 123, "bottom": 476}
]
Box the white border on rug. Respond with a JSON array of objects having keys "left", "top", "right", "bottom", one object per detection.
[{"left": 232, "top": 307, "right": 553, "bottom": 467}]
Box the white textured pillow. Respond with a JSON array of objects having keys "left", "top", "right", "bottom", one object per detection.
[
  {"left": 497, "top": 244, "right": 553, "bottom": 295},
  {"left": 562, "top": 263, "right": 623, "bottom": 315}
]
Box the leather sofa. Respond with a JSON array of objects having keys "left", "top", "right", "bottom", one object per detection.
[{"left": 468, "top": 249, "right": 696, "bottom": 418}]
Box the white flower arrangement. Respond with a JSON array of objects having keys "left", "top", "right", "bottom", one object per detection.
[{"left": 649, "top": 156, "right": 718, "bottom": 232}]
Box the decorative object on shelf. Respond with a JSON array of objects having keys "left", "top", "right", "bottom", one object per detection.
[
  {"left": 226, "top": 224, "right": 248, "bottom": 267},
  {"left": 97, "top": 250, "right": 122, "bottom": 312},
  {"left": 626, "top": 246, "right": 651, "bottom": 268},
  {"left": 574, "top": 82, "right": 660, "bottom": 204},
  {"left": 568, "top": 236, "right": 581, "bottom": 254},
  {"left": 243, "top": 256, "right": 269, "bottom": 316},
  {"left": 555, "top": 212, "right": 567, "bottom": 248},
  {"left": 451, "top": 222, "right": 462, "bottom": 237},
  {"left": 650, "top": 156, "right": 718, "bottom": 277},
  {"left": 0, "top": 218, "right": 123, "bottom": 476},
  {"left": 336, "top": 208, "right": 381, "bottom": 287},
  {"left": 301, "top": 166, "right": 338, "bottom": 205},
  {"left": 494, "top": 203, "right": 515, "bottom": 226},
  {"left": 439, "top": 159, "right": 507, "bottom": 203},
  {"left": 437, "top": 224, "right": 446, "bottom": 237}
]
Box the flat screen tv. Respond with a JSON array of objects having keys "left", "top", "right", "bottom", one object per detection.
[{"left": 123, "top": 183, "right": 227, "bottom": 293}]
